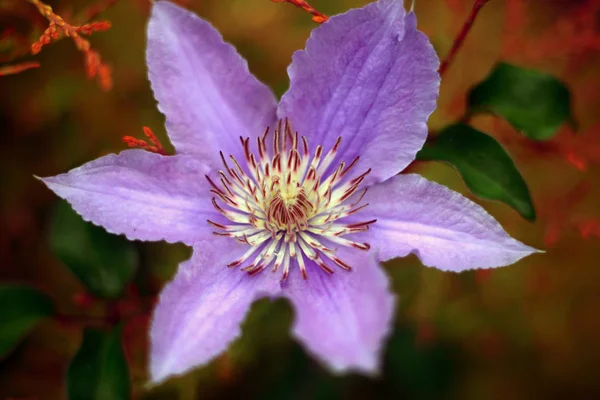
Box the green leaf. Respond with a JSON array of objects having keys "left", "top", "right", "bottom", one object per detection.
[
  {"left": 468, "top": 62, "right": 572, "bottom": 140},
  {"left": 67, "top": 327, "right": 130, "bottom": 400},
  {"left": 0, "top": 285, "right": 55, "bottom": 359},
  {"left": 50, "top": 200, "right": 138, "bottom": 299},
  {"left": 385, "top": 326, "right": 457, "bottom": 399},
  {"left": 417, "top": 124, "right": 536, "bottom": 221}
]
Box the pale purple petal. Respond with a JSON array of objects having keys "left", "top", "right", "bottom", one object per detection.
[
  {"left": 356, "top": 174, "right": 539, "bottom": 271},
  {"left": 150, "top": 239, "right": 280, "bottom": 383},
  {"left": 148, "top": 1, "right": 277, "bottom": 166},
  {"left": 283, "top": 247, "right": 395, "bottom": 374},
  {"left": 278, "top": 1, "right": 439, "bottom": 185},
  {"left": 40, "top": 150, "right": 217, "bottom": 245}
]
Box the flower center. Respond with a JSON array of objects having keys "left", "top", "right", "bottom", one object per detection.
[{"left": 206, "top": 119, "right": 375, "bottom": 281}]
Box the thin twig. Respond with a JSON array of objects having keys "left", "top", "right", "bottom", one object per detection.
[
  {"left": 439, "top": 0, "right": 491, "bottom": 77},
  {"left": 271, "top": 0, "right": 329, "bottom": 23},
  {"left": 27, "top": 0, "right": 113, "bottom": 90},
  {"left": 0, "top": 61, "right": 40, "bottom": 76}
]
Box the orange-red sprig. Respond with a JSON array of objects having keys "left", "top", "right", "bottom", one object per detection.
[
  {"left": 27, "top": 0, "right": 113, "bottom": 91},
  {"left": 31, "top": 24, "right": 60, "bottom": 55},
  {"left": 77, "top": 21, "right": 112, "bottom": 36},
  {"left": 0, "top": 61, "right": 40, "bottom": 76},
  {"left": 272, "top": 0, "right": 329, "bottom": 23},
  {"left": 123, "top": 127, "right": 167, "bottom": 155}
]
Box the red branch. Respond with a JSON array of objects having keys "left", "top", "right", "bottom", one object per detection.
[
  {"left": 272, "top": 0, "right": 329, "bottom": 23},
  {"left": 0, "top": 61, "right": 40, "bottom": 76},
  {"left": 123, "top": 126, "right": 167, "bottom": 155},
  {"left": 27, "top": 0, "right": 113, "bottom": 91},
  {"left": 439, "top": 0, "right": 491, "bottom": 76}
]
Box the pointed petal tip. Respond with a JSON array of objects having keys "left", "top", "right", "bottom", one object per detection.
[
  {"left": 500, "top": 239, "right": 543, "bottom": 260},
  {"left": 292, "top": 312, "right": 395, "bottom": 378},
  {"left": 147, "top": 0, "right": 276, "bottom": 164},
  {"left": 35, "top": 151, "right": 216, "bottom": 245},
  {"left": 359, "top": 174, "right": 541, "bottom": 272},
  {"left": 290, "top": 327, "right": 386, "bottom": 377},
  {"left": 145, "top": 368, "right": 170, "bottom": 388},
  {"left": 279, "top": 0, "right": 439, "bottom": 184},
  {"left": 326, "top": 352, "right": 382, "bottom": 377},
  {"left": 405, "top": 10, "right": 417, "bottom": 29},
  {"left": 151, "top": 0, "right": 179, "bottom": 12},
  {"left": 36, "top": 175, "right": 57, "bottom": 193},
  {"left": 37, "top": 172, "right": 69, "bottom": 196},
  {"left": 414, "top": 239, "right": 542, "bottom": 273},
  {"left": 149, "top": 0, "right": 179, "bottom": 25},
  {"left": 151, "top": 0, "right": 192, "bottom": 20},
  {"left": 147, "top": 356, "right": 187, "bottom": 386},
  {"left": 149, "top": 241, "right": 281, "bottom": 385},
  {"left": 148, "top": 349, "right": 209, "bottom": 386},
  {"left": 284, "top": 251, "right": 396, "bottom": 377}
]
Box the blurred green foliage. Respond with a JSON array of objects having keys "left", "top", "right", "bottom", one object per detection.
[
  {"left": 418, "top": 124, "right": 536, "bottom": 221},
  {"left": 50, "top": 199, "right": 138, "bottom": 299},
  {"left": 68, "top": 327, "right": 131, "bottom": 400},
  {"left": 468, "top": 62, "right": 573, "bottom": 141},
  {"left": 0, "top": 285, "right": 55, "bottom": 359},
  {"left": 385, "top": 326, "right": 457, "bottom": 399}
]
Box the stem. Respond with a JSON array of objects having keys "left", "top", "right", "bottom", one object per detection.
[
  {"left": 0, "top": 61, "right": 40, "bottom": 76},
  {"left": 438, "top": 0, "right": 492, "bottom": 77},
  {"left": 272, "top": 0, "right": 329, "bottom": 23}
]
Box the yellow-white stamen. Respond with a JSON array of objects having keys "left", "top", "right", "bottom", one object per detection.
[{"left": 207, "top": 120, "right": 375, "bottom": 281}]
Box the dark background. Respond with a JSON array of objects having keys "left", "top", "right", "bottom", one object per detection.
[{"left": 1, "top": 0, "right": 599, "bottom": 398}]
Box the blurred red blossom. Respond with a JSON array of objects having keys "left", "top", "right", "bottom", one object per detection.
[
  {"left": 496, "top": 123, "right": 600, "bottom": 173},
  {"left": 475, "top": 268, "right": 494, "bottom": 284},
  {"left": 503, "top": 0, "right": 600, "bottom": 62},
  {"left": 71, "top": 291, "right": 95, "bottom": 309},
  {"left": 541, "top": 182, "right": 591, "bottom": 247}
]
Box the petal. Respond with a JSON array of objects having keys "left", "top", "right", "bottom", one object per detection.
[
  {"left": 357, "top": 174, "right": 539, "bottom": 271},
  {"left": 40, "top": 150, "right": 216, "bottom": 245},
  {"left": 147, "top": 1, "right": 277, "bottom": 166},
  {"left": 150, "top": 238, "right": 280, "bottom": 383},
  {"left": 283, "top": 247, "right": 395, "bottom": 374},
  {"left": 278, "top": 1, "right": 439, "bottom": 185}
]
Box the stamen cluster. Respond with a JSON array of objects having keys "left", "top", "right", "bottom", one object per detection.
[{"left": 206, "top": 120, "right": 375, "bottom": 281}]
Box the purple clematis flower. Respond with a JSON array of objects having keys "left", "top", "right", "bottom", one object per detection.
[{"left": 40, "top": 0, "right": 538, "bottom": 384}]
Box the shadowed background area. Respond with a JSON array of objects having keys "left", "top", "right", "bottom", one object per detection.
[{"left": 1, "top": 0, "right": 599, "bottom": 398}]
